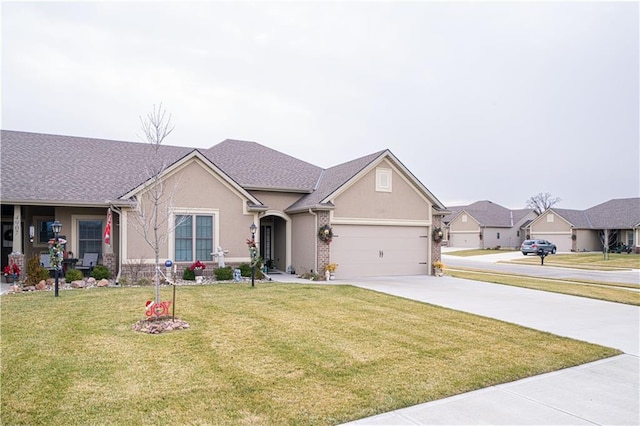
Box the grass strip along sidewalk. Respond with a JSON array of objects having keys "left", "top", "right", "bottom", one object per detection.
[
  {"left": 446, "top": 268, "right": 640, "bottom": 306},
  {"left": 1, "top": 284, "right": 619, "bottom": 425}
]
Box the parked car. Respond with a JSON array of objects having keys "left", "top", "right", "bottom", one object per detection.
[{"left": 521, "top": 239, "right": 557, "bottom": 255}]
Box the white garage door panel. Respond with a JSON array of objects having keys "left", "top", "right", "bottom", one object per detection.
[
  {"left": 449, "top": 233, "right": 480, "bottom": 248},
  {"left": 533, "top": 234, "right": 572, "bottom": 252},
  {"left": 331, "top": 225, "right": 429, "bottom": 278}
]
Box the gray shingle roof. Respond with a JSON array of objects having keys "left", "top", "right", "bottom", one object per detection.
[
  {"left": 583, "top": 198, "right": 640, "bottom": 229},
  {"left": 448, "top": 200, "right": 532, "bottom": 228},
  {"left": 0, "top": 130, "right": 193, "bottom": 204},
  {"left": 203, "top": 139, "right": 322, "bottom": 192},
  {"left": 3, "top": 131, "right": 442, "bottom": 213}
]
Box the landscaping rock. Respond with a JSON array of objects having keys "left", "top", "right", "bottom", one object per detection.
[
  {"left": 71, "top": 280, "right": 85, "bottom": 288},
  {"left": 132, "top": 317, "right": 190, "bottom": 334},
  {"left": 36, "top": 280, "right": 47, "bottom": 291},
  {"left": 87, "top": 277, "right": 96, "bottom": 286},
  {"left": 97, "top": 279, "right": 109, "bottom": 287}
]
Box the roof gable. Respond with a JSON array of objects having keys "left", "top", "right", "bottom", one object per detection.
[{"left": 286, "top": 150, "right": 447, "bottom": 213}]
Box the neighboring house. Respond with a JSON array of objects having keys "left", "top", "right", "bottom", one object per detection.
[
  {"left": 443, "top": 201, "right": 537, "bottom": 249},
  {"left": 0, "top": 130, "right": 449, "bottom": 280},
  {"left": 527, "top": 198, "right": 640, "bottom": 253}
]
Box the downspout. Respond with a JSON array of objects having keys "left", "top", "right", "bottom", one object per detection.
[{"left": 309, "top": 209, "right": 318, "bottom": 274}]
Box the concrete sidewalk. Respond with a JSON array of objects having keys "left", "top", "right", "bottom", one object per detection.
[{"left": 339, "top": 275, "right": 639, "bottom": 425}]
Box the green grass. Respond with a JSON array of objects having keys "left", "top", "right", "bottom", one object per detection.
[
  {"left": 445, "top": 249, "right": 513, "bottom": 257},
  {"left": 446, "top": 269, "right": 640, "bottom": 305},
  {"left": 506, "top": 253, "right": 640, "bottom": 270},
  {"left": 1, "top": 284, "right": 619, "bottom": 425}
]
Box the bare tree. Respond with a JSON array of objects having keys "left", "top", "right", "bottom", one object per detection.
[
  {"left": 128, "top": 103, "right": 183, "bottom": 304},
  {"left": 526, "top": 192, "right": 561, "bottom": 215}
]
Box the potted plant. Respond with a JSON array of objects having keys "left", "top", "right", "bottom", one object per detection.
[
  {"left": 3, "top": 263, "right": 20, "bottom": 283},
  {"left": 433, "top": 261, "right": 445, "bottom": 277},
  {"left": 189, "top": 260, "right": 206, "bottom": 276},
  {"left": 324, "top": 263, "right": 338, "bottom": 280}
]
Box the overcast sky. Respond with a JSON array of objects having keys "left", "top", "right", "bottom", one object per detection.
[{"left": 2, "top": 1, "right": 638, "bottom": 210}]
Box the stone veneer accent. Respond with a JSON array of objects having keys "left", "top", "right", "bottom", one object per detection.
[
  {"left": 431, "top": 215, "right": 444, "bottom": 276},
  {"left": 102, "top": 253, "right": 117, "bottom": 278},
  {"left": 316, "top": 210, "right": 331, "bottom": 275}
]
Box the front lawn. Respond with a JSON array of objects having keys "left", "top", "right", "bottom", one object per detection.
[
  {"left": 1, "top": 284, "right": 619, "bottom": 425},
  {"left": 507, "top": 252, "right": 640, "bottom": 270}
]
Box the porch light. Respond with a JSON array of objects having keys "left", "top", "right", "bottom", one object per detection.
[
  {"left": 249, "top": 223, "right": 257, "bottom": 237},
  {"left": 52, "top": 220, "right": 62, "bottom": 235}
]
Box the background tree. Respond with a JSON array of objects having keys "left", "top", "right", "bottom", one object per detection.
[
  {"left": 129, "top": 103, "right": 184, "bottom": 304},
  {"left": 526, "top": 192, "right": 561, "bottom": 215}
]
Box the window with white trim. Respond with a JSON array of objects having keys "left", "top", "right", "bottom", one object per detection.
[
  {"left": 175, "top": 214, "right": 214, "bottom": 262},
  {"left": 376, "top": 168, "right": 392, "bottom": 192},
  {"left": 547, "top": 213, "right": 554, "bottom": 222},
  {"left": 78, "top": 220, "right": 103, "bottom": 258},
  {"left": 462, "top": 214, "right": 467, "bottom": 223}
]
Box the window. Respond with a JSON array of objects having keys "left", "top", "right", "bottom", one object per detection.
[
  {"left": 78, "top": 220, "right": 103, "bottom": 258},
  {"left": 547, "top": 213, "right": 554, "bottom": 223},
  {"left": 376, "top": 168, "right": 392, "bottom": 192},
  {"left": 175, "top": 214, "right": 213, "bottom": 262},
  {"left": 462, "top": 214, "right": 467, "bottom": 223},
  {"left": 36, "top": 218, "right": 55, "bottom": 244},
  {"left": 628, "top": 231, "right": 634, "bottom": 247}
]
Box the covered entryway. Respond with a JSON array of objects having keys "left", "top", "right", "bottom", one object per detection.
[
  {"left": 330, "top": 225, "right": 429, "bottom": 278},
  {"left": 259, "top": 215, "right": 288, "bottom": 272}
]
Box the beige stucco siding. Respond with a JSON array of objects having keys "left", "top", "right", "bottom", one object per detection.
[
  {"left": 332, "top": 160, "right": 430, "bottom": 222},
  {"left": 249, "top": 191, "right": 302, "bottom": 212},
  {"left": 124, "top": 159, "right": 255, "bottom": 263},
  {"left": 576, "top": 229, "right": 601, "bottom": 252},
  {"left": 290, "top": 212, "right": 317, "bottom": 274},
  {"left": 448, "top": 213, "right": 480, "bottom": 247},
  {"left": 531, "top": 211, "right": 572, "bottom": 233}
]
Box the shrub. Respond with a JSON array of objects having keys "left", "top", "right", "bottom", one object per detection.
[
  {"left": 238, "top": 263, "right": 252, "bottom": 277},
  {"left": 25, "top": 255, "right": 50, "bottom": 286},
  {"left": 238, "top": 263, "right": 264, "bottom": 280},
  {"left": 182, "top": 267, "right": 195, "bottom": 281},
  {"left": 214, "top": 266, "right": 233, "bottom": 281},
  {"left": 136, "top": 277, "right": 152, "bottom": 286},
  {"left": 65, "top": 269, "right": 84, "bottom": 282},
  {"left": 118, "top": 276, "right": 130, "bottom": 287},
  {"left": 91, "top": 265, "right": 111, "bottom": 280}
]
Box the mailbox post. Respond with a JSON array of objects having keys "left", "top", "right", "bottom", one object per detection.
[{"left": 537, "top": 248, "right": 548, "bottom": 265}]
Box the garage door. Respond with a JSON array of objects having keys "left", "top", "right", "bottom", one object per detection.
[
  {"left": 331, "top": 225, "right": 429, "bottom": 278},
  {"left": 532, "top": 233, "right": 572, "bottom": 253},
  {"left": 449, "top": 232, "right": 481, "bottom": 248}
]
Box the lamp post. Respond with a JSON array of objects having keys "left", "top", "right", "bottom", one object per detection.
[
  {"left": 249, "top": 223, "right": 257, "bottom": 287},
  {"left": 52, "top": 220, "right": 62, "bottom": 297}
]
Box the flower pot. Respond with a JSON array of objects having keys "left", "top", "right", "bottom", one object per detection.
[
  {"left": 193, "top": 268, "right": 203, "bottom": 277},
  {"left": 434, "top": 268, "right": 444, "bottom": 277},
  {"left": 4, "top": 274, "right": 14, "bottom": 284},
  {"left": 330, "top": 273, "right": 335, "bottom": 280}
]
